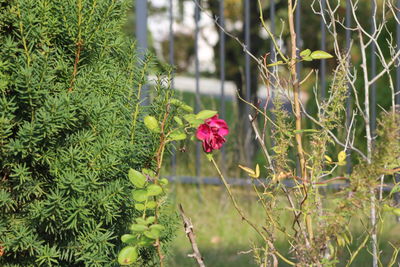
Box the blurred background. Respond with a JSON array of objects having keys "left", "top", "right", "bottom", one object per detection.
[{"left": 128, "top": 1, "right": 400, "bottom": 266}]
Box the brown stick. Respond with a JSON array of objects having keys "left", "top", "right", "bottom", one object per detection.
[
  {"left": 287, "top": 0, "right": 315, "bottom": 244},
  {"left": 178, "top": 204, "right": 206, "bottom": 267}
]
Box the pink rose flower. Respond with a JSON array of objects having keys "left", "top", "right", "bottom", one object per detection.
[{"left": 196, "top": 115, "right": 229, "bottom": 153}]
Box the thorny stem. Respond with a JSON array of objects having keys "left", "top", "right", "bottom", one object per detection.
[
  {"left": 152, "top": 107, "right": 172, "bottom": 267},
  {"left": 210, "top": 157, "right": 295, "bottom": 266},
  {"left": 287, "top": 0, "right": 314, "bottom": 243},
  {"left": 153, "top": 137, "right": 166, "bottom": 267},
  {"left": 287, "top": 0, "right": 307, "bottom": 183}
]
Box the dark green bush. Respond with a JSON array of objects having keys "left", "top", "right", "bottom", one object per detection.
[{"left": 0, "top": 0, "right": 176, "bottom": 266}]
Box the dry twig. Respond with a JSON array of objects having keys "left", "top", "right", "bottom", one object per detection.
[{"left": 178, "top": 204, "right": 206, "bottom": 267}]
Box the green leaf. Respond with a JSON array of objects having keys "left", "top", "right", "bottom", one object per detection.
[
  {"left": 324, "top": 155, "right": 333, "bottom": 163},
  {"left": 132, "top": 189, "right": 148, "bottom": 202},
  {"left": 337, "top": 150, "right": 346, "bottom": 163},
  {"left": 181, "top": 104, "right": 194, "bottom": 113},
  {"left": 293, "top": 129, "right": 319, "bottom": 134},
  {"left": 146, "top": 201, "right": 157, "bottom": 209},
  {"left": 118, "top": 246, "right": 138, "bottom": 265},
  {"left": 310, "top": 50, "right": 333, "bottom": 60},
  {"left": 266, "top": 60, "right": 284, "bottom": 67},
  {"left": 170, "top": 99, "right": 194, "bottom": 112},
  {"left": 195, "top": 110, "right": 218, "bottom": 120},
  {"left": 300, "top": 49, "right": 311, "bottom": 57},
  {"left": 159, "top": 178, "right": 169, "bottom": 185},
  {"left": 138, "top": 236, "right": 154, "bottom": 247},
  {"left": 183, "top": 114, "right": 204, "bottom": 127},
  {"left": 146, "top": 216, "right": 156, "bottom": 224},
  {"left": 147, "top": 184, "right": 163, "bottom": 196},
  {"left": 392, "top": 208, "right": 400, "bottom": 216},
  {"left": 170, "top": 98, "right": 184, "bottom": 106},
  {"left": 144, "top": 116, "right": 160, "bottom": 133},
  {"left": 142, "top": 168, "right": 156, "bottom": 178},
  {"left": 134, "top": 203, "right": 145, "bottom": 211},
  {"left": 390, "top": 184, "right": 400, "bottom": 196},
  {"left": 135, "top": 218, "right": 148, "bottom": 225},
  {"left": 130, "top": 224, "right": 147, "bottom": 232},
  {"left": 169, "top": 130, "right": 187, "bottom": 141},
  {"left": 383, "top": 204, "right": 394, "bottom": 212},
  {"left": 128, "top": 169, "right": 147, "bottom": 188},
  {"left": 144, "top": 229, "right": 160, "bottom": 239},
  {"left": 302, "top": 56, "right": 313, "bottom": 61},
  {"left": 183, "top": 114, "right": 195, "bottom": 122},
  {"left": 121, "top": 234, "right": 137, "bottom": 244},
  {"left": 174, "top": 116, "right": 183, "bottom": 126},
  {"left": 150, "top": 224, "right": 165, "bottom": 232}
]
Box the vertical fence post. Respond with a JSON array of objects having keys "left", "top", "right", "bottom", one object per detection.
[
  {"left": 244, "top": 0, "right": 251, "bottom": 164},
  {"left": 395, "top": 0, "right": 400, "bottom": 105},
  {"left": 395, "top": 0, "right": 400, "bottom": 222},
  {"left": 244, "top": 0, "right": 251, "bottom": 119},
  {"left": 219, "top": 0, "right": 226, "bottom": 165},
  {"left": 194, "top": 1, "right": 201, "bottom": 181},
  {"left": 136, "top": 0, "right": 148, "bottom": 105},
  {"left": 370, "top": 0, "right": 377, "bottom": 138},
  {"left": 320, "top": 0, "right": 326, "bottom": 100},
  {"left": 295, "top": 0, "right": 302, "bottom": 74},
  {"left": 370, "top": 3, "right": 378, "bottom": 265},
  {"left": 396, "top": 0, "right": 400, "bottom": 106},
  {"left": 270, "top": 0, "right": 276, "bottom": 63},
  {"left": 346, "top": 0, "right": 352, "bottom": 175},
  {"left": 295, "top": 0, "right": 302, "bottom": 176},
  {"left": 169, "top": 0, "right": 176, "bottom": 177},
  {"left": 269, "top": 0, "right": 277, "bottom": 152}
]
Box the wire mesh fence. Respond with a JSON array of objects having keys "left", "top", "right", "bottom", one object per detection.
[{"left": 135, "top": 0, "right": 400, "bottom": 186}]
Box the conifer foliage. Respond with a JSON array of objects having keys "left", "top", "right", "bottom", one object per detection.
[{"left": 0, "top": 0, "right": 175, "bottom": 265}]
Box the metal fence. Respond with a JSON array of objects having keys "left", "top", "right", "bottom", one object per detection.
[{"left": 135, "top": 0, "right": 400, "bottom": 185}]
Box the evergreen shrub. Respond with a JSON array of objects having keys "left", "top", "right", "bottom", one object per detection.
[{"left": 0, "top": 0, "right": 177, "bottom": 265}]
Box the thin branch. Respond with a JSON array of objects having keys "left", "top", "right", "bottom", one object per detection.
[{"left": 178, "top": 204, "right": 206, "bottom": 267}]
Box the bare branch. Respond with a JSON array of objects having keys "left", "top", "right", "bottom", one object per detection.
[{"left": 179, "top": 204, "right": 206, "bottom": 267}]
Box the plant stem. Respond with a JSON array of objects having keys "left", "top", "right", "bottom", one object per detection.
[
  {"left": 257, "top": 0, "right": 288, "bottom": 63},
  {"left": 287, "top": 0, "right": 313, "bottom": 242},
  {"left": 358, "top": 27, "right": 378, "bottom": 267},
  {"left": 153, "top": 106, "right": 172, "bottom": 267},
  {"left": 210, "top": 157, "right": 295, "bottom": 266},
  {"left": 179, "top": 204, "right": 206, "bottom": 267}
]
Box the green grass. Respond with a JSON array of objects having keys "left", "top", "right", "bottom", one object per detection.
[
  {"left": 166, "top": 184, "right": 400, "bottom": 267},
  {"left": 167, "top": 184, "right": 263, "bottom": 267}
]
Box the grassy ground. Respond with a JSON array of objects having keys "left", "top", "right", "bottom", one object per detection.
[{"left": 166, "top": 184, "right": 400, "bottom": 267}]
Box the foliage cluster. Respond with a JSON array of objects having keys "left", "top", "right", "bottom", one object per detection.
[{"left": 0, "top": 0, "right": 179, "bottom": 266}]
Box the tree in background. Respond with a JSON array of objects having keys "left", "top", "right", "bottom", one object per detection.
[{"left": 0, "top": 0, "right": 177, "bottom": 266}]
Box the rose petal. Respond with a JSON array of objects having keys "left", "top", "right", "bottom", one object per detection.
[
  {"left": 197, "top": 114, "right": 229, "bottom": 152},
  {"left": 202, "top": 138, "right": 213, "bottom": 153},
  {"left": 196, "top": 124, "right": 210, "bottom": 141},
  {"left": 217, "top": 126, "right": 229, "bottom": 136}
]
